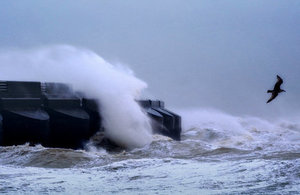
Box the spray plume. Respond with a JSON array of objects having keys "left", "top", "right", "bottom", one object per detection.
[{"left": 0, "top": 45, "right": 153, "bottom": 149}]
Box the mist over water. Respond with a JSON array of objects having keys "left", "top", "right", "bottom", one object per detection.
[
  {"left": 0, "top": 45, "right": 152, "bottom": 148},
  {"left": 179, "top": 109, "right": 300, "bottom": 152}
]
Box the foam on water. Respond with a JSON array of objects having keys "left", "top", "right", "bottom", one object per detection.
[{"left": 0, "top": 108, "right": 299, "bottom": 194}]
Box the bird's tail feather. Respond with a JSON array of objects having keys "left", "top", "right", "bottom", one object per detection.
[{"left": 267, "top": 90, "right": 273, "bottom": 93}]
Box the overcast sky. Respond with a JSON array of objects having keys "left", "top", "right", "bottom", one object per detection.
[{"left": 0, "top": 0, "right": 299, "bottom": 117}]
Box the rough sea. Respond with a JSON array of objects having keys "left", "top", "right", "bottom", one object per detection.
[
  {"left": 0, "top": 46, "right": 299, "bottom": 194},
  {"left": 0, "top": 109, "right": 299, "bottom": 195}
]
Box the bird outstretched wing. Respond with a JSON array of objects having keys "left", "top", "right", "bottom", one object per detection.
[
  {"left": 276, "top": 75, "right": 283, "bottom": 84},
  {"left": 274, "top": 75, "right": 283, "bottom": 90},
  {"left": 277, "top": 75, "right": 283, "bottom": 84},
  {"left": 267, "top": 93, "right": 278, "bottom": 103}
]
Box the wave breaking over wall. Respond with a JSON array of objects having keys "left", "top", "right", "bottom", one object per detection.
[{"left": 0, "top": 45, "right": 152, "bottom": 149}]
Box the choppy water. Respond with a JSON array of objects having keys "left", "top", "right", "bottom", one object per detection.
[{"left": 1, "top": 110, "right": 300, "bottom": 194}]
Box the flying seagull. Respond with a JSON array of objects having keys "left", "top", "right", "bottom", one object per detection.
[{"left": 267, "top": 75, "right": 285, "bottom": 103}]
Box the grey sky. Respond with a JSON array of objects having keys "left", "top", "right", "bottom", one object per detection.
[{"left": 0, "top": 0, "right": 299, "bottom": 117}]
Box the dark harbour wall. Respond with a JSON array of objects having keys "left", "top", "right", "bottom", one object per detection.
[{"left": 0, "top": 81, "right": 181, "bottom": 148}]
